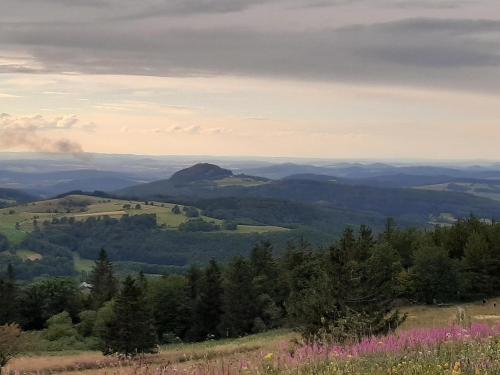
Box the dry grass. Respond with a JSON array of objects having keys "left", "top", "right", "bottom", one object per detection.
[
  {"left": 399, "top": 297, "right": 500, "bottom": 330},
  {"left": 4, "top": 330, "right": 294, "bottom": 375},
  {"left": 5, "top": 301, "right": 500, "bottom": 374}
]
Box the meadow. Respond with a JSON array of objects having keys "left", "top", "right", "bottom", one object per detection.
[
  {"left": 4, "top": 299, "right": 500, "bottom": 375},
  {"left": 0, "top": 195, "right": 288, "bottom": 244}
]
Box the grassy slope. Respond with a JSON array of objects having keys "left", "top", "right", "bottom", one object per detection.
[
  {"left": 7, "top": 299, "right": 500, "bottom": 374},
  {"left": 0, "top": 195, "right": 288, "bottom": 245}
]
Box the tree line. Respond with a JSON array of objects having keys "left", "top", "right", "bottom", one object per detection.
[{"left": 1, "top": 216, "right": 500, "bottom": 357}]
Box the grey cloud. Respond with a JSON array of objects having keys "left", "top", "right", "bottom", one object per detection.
[
  {"left": 1, "top": 18, "right": 499, "bottom": 92},
  {"left": 5, "top": 0, "right": 271, "bottom": 21}
]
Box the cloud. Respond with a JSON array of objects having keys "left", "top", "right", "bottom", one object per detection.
[
  {"left": 147, "top": 124, "right": 228, "bottom": 135},
  {"left": 0, "top": 92, "right": 21, "bottom": 98},
  {"left": 0, "top": 18, "right": 499, "bottom": 92},
  {"left": 0, "top": 113, "right": 94, "bottom": 131},
  {"left": 303, "top": 0, "right": 476, "bottom": 10},
  {"left": 0, "top": 113, "right": 91, "bottom": 156}
]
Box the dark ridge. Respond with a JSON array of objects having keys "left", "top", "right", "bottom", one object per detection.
[{"left": 169, "top": 163, "right": 233, "bottom": 184}]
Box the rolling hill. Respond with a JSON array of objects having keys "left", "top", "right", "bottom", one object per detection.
[
  {"left": 0, "top": 194, "right": 295, "bottom": 279},
  {"left": 117, "top": 163, "right": 500, "bottom": 226},
  {"left": 0, "top": 169, "right": 146, "bottom": 197},
  {"left": 0, "top": 187, "right": 38, "bottom": 206}
]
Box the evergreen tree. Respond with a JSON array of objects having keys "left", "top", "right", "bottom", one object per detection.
[
  {"left": 339, "top": 227, "right": 356, "bottom": 257},
  {"left": 189, "top": 260, "right": 223, "bottom": 340},
  {"left": 411, "top": 245, "right": 459, "bottom": 304},
  {"left": 462, "top": 231, "right": 495, "bottom": 297},
  {"left": 90, "top": 249, "right": 117, "bottom": 309},
  {"left": 102, "top": 276, "right": 158, "bottom": 355},
  {"left": 250, "top": 241, "right": 282, "bottom": 330},
  {"left": 219, "top": 258, "right": 257, "bottom": 337},
  {"left": 0, "top": 234, "right": 8, "bottom": 252},
  {"left": 288, "top": 232, "right": 404, "bottom": 343},
  {"left": 0, "top": 264, "right": 17, "bottom": 325},
  {"left": 186, "top": 265, "right": 202, "bottom": 300},
  {"left": 149, "top": 275, "right": 191, "bottom": 343},
  {"left": 354, "top": 225, "right": 375, "bottom": 261},
  {"left": 381, "top": 217, "right": 397, "bottom": 242}
]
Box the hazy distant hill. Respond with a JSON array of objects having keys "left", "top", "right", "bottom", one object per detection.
[
  {"left": 241, "top": 162, "right": 500, "bottom": 180},
  {"left": 0, "top": 169, "right": 145, "bottom": 197},
  {"left": 0, "top": 187, "right": 38, "bottom": 206},
  {"left": 118, "top": 163, "right": 269, "bottom": 199},
  {"left": 170, "top": 163, "right": 233, "bottom": 184},
  {"left": 118, "top": 163, "right": 500, "bottom": 226}
]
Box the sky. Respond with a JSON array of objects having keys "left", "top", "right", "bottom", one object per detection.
[{"left": 0, "top": 0, "right": 500, "bottom": 159}]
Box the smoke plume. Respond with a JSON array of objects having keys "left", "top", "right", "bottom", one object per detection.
[{"left": 0, "top": 113, "right": 89, "bottom": 158}]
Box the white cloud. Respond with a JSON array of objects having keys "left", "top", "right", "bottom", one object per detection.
[
  {"left": 0, "top": 92, "right": 22, "bottom": 98},
  {"left": 0, "top": 113, "right": 95, "bottom": 132}
]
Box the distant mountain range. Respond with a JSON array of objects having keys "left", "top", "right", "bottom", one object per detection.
[
  {"left": 0, "top": 169, "right": 149, "bottom": 197},
  {"left": 4, "top": 156, "right": 500, "bottom": 228},
  {"left": 241, "top": 162, "right": 500, "bottom": 180},
  {"left": 117, "top": 163, "right": 500, "bottom": 227},
  {"left": 0, "top": 187, "right": 38, "bottom": 206}
]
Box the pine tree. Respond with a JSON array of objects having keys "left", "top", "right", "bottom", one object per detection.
[
  {"left": 412, "top": 245, "right": 459, "bottom": 303},
  {"left": 186, "top": 265, "right": 202, "bottom": 300},
  {"left": 102, "top": 276, "right": 158, "bottom": 355},
  {"left": 219, "top": 258, "right": 257, "bottom": 337},
  {"left": 354, "top": 225, "right": 375, "bottom": 261},
  {"left": 250, "top": 241, "right": 282, "bottom": 330},
  {"left": 190, "top": 259, "right": 223, "bottom": 340},
  {"left": 288, "top": 239, "right": 404, "bottom": 344},
  {"left": 90, "top": 249, "right": 117, "bottom": 309},
  {"left": 0, "top": 264, "right": 17, "bottom": 325},
  {"left": 463, "top": 231, "right": 495, "bottom": 297}
]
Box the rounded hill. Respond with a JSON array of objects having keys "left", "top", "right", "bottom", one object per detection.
[{"left": 169, "top": 163, "right": 233, "bottom": 184}]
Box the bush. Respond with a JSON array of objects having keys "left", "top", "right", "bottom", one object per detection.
[
  {"left": 43, "top": 311, "right": 78, "bottom": 341},
  {"left": 223, "top": 221, "right": 238, "bottom": 231},
  {"left": 178, "top": 219, "right": 220, "bottom": 232},
  {"left": 0, "top": 324, "right": 23, "bottom": 368},
  {"left": 183, "top": 206, "right": 199, "bottom": 218}
]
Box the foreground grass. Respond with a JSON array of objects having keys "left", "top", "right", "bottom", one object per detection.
[
  {"left": 293, "top": 339, "right": 500, "bottom": 374},
  {"left": 4, "top": 301, "right": 500, "bottom": 374},
  {"left": 5, "top": 330, "right": 294, "bottom": 374},
  {"left": 7, "top": 325, "right": 499, "bottom": 374}
]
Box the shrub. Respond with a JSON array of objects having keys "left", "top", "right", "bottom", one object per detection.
[
  {"left": 43, "top": 311, "right": 79, "bottom": 342},
  {"left": 0, "top": 324, "right": 23, "bottom": 368}
]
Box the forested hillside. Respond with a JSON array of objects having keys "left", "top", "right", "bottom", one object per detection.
[
  {"left": 118, "top": 164, "right": 500, "bottom": 226},
  {"left": 1, "top": 217, "right": 499, "bottom": 358}
]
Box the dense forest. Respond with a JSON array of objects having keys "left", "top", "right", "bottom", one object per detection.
[
  {"left": 0, "top": 212, "right": 337, "bottom": 280},
  {"left": 1, "top": 216, "right": 499, "bottom": 356}
]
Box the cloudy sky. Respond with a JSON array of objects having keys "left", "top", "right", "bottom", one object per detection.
[{"left": 1, "top": 0, "right": 499, "bottom": 159}]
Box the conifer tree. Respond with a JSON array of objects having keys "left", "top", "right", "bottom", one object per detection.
[
  {"left": 190, "top": 259, "right": 223, "bottom": 340},
  {"left": 250, "top": 241, "right": 282, "bottom": 330},
  {"left": 219, "top": 258, "right": 256, "bottom": 337},
  {"left": 102, "top": 276, "right": 158, "bottom": 355},
  {"left": 0, "top": 264, "right": 17, "bottom": 324},
  {"left": 462, "top": 231, "right": 495, "bottom": 297},
  {"left": 287, "top": 230, "right": 405, "bottom": 343},
  {"left": 90, "top": 249, "right": 117, "bottom": 309}
]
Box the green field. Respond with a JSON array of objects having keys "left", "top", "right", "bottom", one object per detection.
[
  {"left": 215, "top": 176, "right": 269, "bottom": 187},
  {"left": 73, "top": 252, "right": 94, "bottom": 273},
  {"left": 0, "top": 195, "right": 288, "bottom": 244},
  {"left": 15, "top": 249, "right": 43, "bottom": 261}
]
